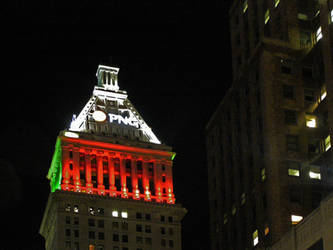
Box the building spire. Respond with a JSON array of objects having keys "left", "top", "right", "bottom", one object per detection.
[{"left": 96, "top": 65, "right": 120, "bottom": 92}]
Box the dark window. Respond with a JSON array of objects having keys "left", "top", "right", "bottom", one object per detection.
[
  {"left": 98, "top": 220, "right": 104, "bottom": 228},
  {"left": 283, "top": 85, "right": 294, "bottom": 99},
  {"left": 169, "top": 240, "right": 174, "bottom": 248},
  {"left": 88, "top": 219, "right": 95, "bottom": 227},
  {"left": 145, "top": 214, "right": 151, "bottom": 221},
  {"left": 122, "top": 234, "right": 128, "bottom": 243},
  {"left": 66, "top": 228, "right": 71, "bottom": 237},
  {"left": 113, "top": 234, "right": 119, "bottom": 242},
  {"left": 74, "top": 230, "right": 79, "bottom": 238},
  {"left": 160, "top": 227, "right": 165, "bottom": 234},
  {"left": 286, "top": 135, "right": 299, "bottom": 151},
  {"left": 88, "top": 231, "right": 95, "bottom": 239},
  {"left": 98, "top": 232, "right": 104, "bottom": 240},
  {"left": 161, "top": 239, "right": 166, "bottom": 247},
  {"left": 145, "top": 225, "right": 151, "bottom": 233},
  {"left": 161, "top": 215, "right": 165, "bottom": 222},
  {"left": 285, "top": 110, "right": 297, "bottom": 125},
  {"left": 66, "top": 216, "right": 70, "bottom": 224},
  {"left": 304, "top": 89, "right": 315, "bottom": 102},
  {"left": 136, "top": 212, "right": 142, "bottom": 219},
  {"left": 168, "top": 216, "right": 173, "bottom": 223},
  {"left": 136, "top": 224, "right": 142, "bottom": 232}
]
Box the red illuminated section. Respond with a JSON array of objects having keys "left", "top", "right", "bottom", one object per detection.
[{"left": 59, "top": 136, "right": 175, "bottom": 204}]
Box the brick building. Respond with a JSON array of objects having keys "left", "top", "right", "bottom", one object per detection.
[
  {"left": 206, "top": 0, "right": 333, "bottom": 249},
  {"left": 40, "top": 65, "right": 187, "bottom": 250}
]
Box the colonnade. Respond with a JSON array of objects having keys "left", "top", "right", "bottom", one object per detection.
[{"left": 61, "top": 146, "right": 175, "bottom": 204}]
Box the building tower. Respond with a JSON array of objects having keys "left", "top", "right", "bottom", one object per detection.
[
  {"left": 40, "top": 65, "right": 187, "bottom": 250},
  {"left": 206, "top": 0, "right": 333, "bottom": 249}
]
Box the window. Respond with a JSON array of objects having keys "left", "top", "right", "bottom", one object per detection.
[
  {"left": 306, "top": 115, "right": 317, "bottom": 128},
  {"left": 261, "top": 168, "right": 266, "bottom": 181},
  {"left": 136, "top": 236, "right": 143, "bottom": 244},
  {"left": 97, "top": 208, "right": 104, "bottom": 215},
  {"left": 161, "top": 239, "right": 166, "bottom": 247},
  {"left": 74, "top": 217, "right": 79, "bottom": 225},
  {"left": 160, "top": 227, "right": 166, "bottom": 235},
  {"left": 145, "top": 237, "right": 152, "bottom": 245},
  {"left": 274, "top": 0, "right": 280, "bottom": 7},
  {"left": 113, "top": 234, "right": 119, "bottom": 242},
  {"left": 291, "top": 215, "right": 303, "bottom": 225},
  {"left": 145, "top": 214, "right": 151, "bottom": 221},
  {"left": 304, "top": 89, "right": 315, "bottom": 102},
  {"left": 325, "top": 135, "right": 331, "bottom": 151},
  {"left": 169, "top": 228, "right": 174, "bottom": 235},
  {"left": 286, "top": 135, "right": 299, "bottom": 151},
  {"left": 112, "top": 221, "right": 119, "bottom": 229},
  {"left": 98, "top": 232, "right": 104, "bottom": 240},
  {"left": 122, "top": 222, "right": 128, "bottom": 230},
  {"left": 320, "top": 91, "right": 327, "bottom": 101},
  {"left": 98, "top": 220, "right": 104, "bottom": 228},
  {"left": 168, "top": 216, "right": 173, "bottom": 223},
  {"left": 253, "top": 229, "right": 259, "bottom": 246},
  {"left": 89, "top": 207, "right": 95, "bottom": 215},
  {"left": 66, "top": 228, "right": 71, "bottom": 237},
  {"left": 122, "top": 234, "right": 128, "bottom": 243},
  {"left": 136, "top": 224, "right": 142, "bottom": 232},
  {"left": 65, "top": 204, "right": 71, "bottom": 212},
  {"left": 264, "top": 9, "right": 270, "bottom": 24},
  {"left": 283, "top": 85, "right": 294, "bottom": 99},
  {"left": 285, "top": 110, "right": 297, "bottom": 125},
  {"left": 136, "top": 212, "right": 142, "bottom": 219},
  {"left": 243, "top": 0, "right": 248, "bottom": 13},
  {"left": 145, "top": 225, "right": 151, "bottom": 233},
  {"left": 88, "top": 231, "right": 95, "bottom": 239},
  {"left": 121, "top": 211, "right": 128, "bottom": 218},
  {"left": 74, "top": 205, "right": 79, "bottom": 213},
  {"left": 316, "top": 26, "right": 322, "bottom": 42},
  {"left": 309, "top": 169, "right": 321, "bottom": 180},
  {"left": 288, "top": 168, "right": 300, "bottom": 177},
  {"left": 169, "top": 240, "right": 174, "bottom": 248},
  {"left": 66, "top": 216, "right": 70, "bottom": 224},
  {"left": 160, "top": 215, "right": 165, "bottom": 222},
  {"left": 112, "top": 210, "right": 119, "bottom": 217},
  {"left": 88, "top": 218, "right": 95, "bottom": 227}
]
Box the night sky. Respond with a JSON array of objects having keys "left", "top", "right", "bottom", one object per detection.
[{"left": 1, "top": 1, "right": 232, "bottom": 249}]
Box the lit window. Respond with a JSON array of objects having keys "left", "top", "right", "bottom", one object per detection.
[
  {"left": 121, "top": 211, "right": 128, "bottom": 218},
  {"left": 232, "top": 204, "right": 237, "bottom": 215},
  {"left": 274, "top": 0, "right": 280, "bottom": 8},
  {"left": 291, "top": 215, "right": 303, "bottom": 225},
  {"left": 65, "top": 204, "right": 71, "bottom": 212},
  {"left": 261, "top": 168, "right": 266, "bottom": 181},
  {"left": 331, "top": 9, "right": 333, "bottom": 22},
  {"left": 306, "top": 116, "right": 317, "bottom": 128},
  {"left": 288, "top": 169, "right": 300, "bottom": 177},
  {"left": 243, "top": 0, "right": 248, "bottom": 13},
  {"left": 265, "top": 9, "right": 270, "bottom": 24},
  {"left": 309, "top": 171, "right": 321, "bottom": 180},
  {"left": 74, "top": 205, "right": 79, "bottom": 213},
  {"left": 264, "top": 227, "right": 270, "bottom": 235},
  {"left": 325, "top": 135, "right": 331, "bottom": 151},
  {"left": 253, "top": 229, "right": 259, "bottom": 246},
  {"left": 321, "top": 91, "right": 327, "bottom": 101},
  {"left": 316, "top": 26, "right": 322, "bottom": 42},
  {"left": 112, "top": 210, "right": 119, "bottom": 217},
  {"left": 89, "top": 207, "right": 95, "bottom": 215}
]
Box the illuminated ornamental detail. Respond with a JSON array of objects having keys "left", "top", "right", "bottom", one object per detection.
[
  {"left": 70, "top": 65, "right": 160, "bottom": 144},
  {"left": 47, "top": 65, "right": 176, "bottom": 204}
]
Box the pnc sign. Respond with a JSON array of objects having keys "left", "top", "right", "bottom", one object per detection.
[
  {"left": 92, "top": 110, "right": 140, "bottom": 128},
  {"left": 108, "top": 114, "right": 140, "bottom": 128}
]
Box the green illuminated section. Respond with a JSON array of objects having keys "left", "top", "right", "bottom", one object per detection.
[
  {"left": 47, "top": 138, "right": 62, "bottom": 192},
  {"left": 171, "top": 153, "right": 176, "bottom": 161}
]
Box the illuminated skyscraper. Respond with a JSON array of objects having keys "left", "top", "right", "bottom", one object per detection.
[
  {"left": 40, "top": 65, "right": 187, "bottom": 250},
  {"left": 206, "top": 0, "right": 333, "bottom": 249}
]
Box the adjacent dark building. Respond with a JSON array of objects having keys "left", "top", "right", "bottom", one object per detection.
[{"left": 206, "top": 0, "right": 333, "bottom": 249}]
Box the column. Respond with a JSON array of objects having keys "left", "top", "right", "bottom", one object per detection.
[
  {"left": 108, "top": 155, "right": 116, "bottom": 197},
  {"left": 85, "top": 152, "right": 93, "bottom": 194},
  {"left": 61, "top": 147, "right": 70, "bottom": 190},
  {"left": 73, "top": 148, "right": 81, "bottom": 192},
  {"left": 120, "top": 154, "right": 128, "bottom": 198},
  {"left": 154, "top": 160, "right": 163, "bottom": 202},
  {"left": 131, "top": 157, "right": 139, "bottom": 199},
  {"left": 143, "top": 160, "right": 151, "bottom": 201},
  {"left": 97, "top": 153, "right": 105, "bottom": 195},
  {"left": 165, "top": 161, "right": 175, "bottom": 204}
]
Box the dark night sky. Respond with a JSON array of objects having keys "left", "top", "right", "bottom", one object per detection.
[{"left": 0, "top": 1, "right": 232, "bottom": 249}]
